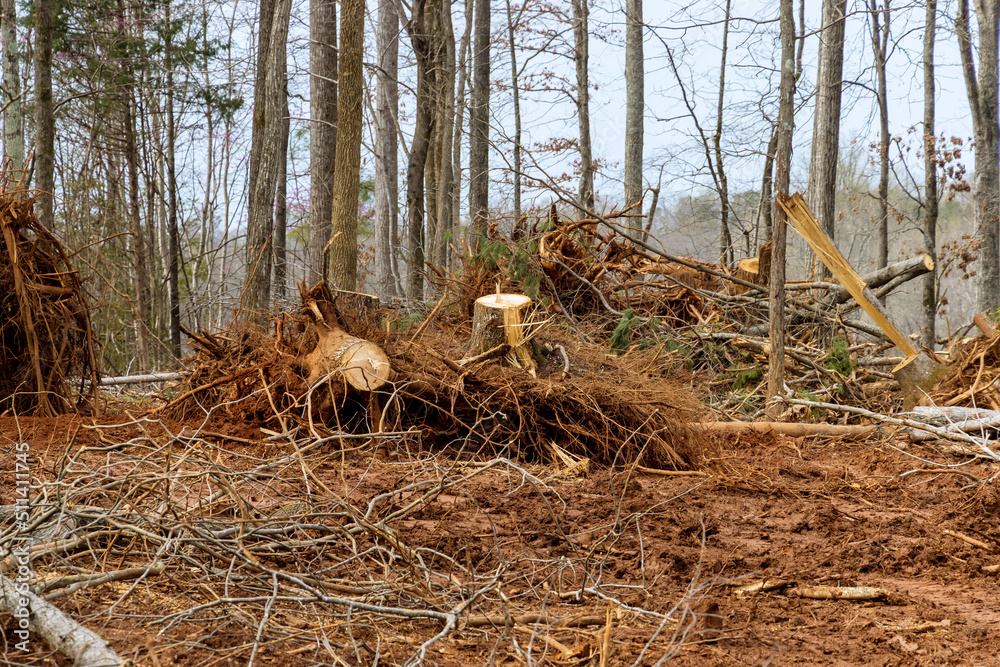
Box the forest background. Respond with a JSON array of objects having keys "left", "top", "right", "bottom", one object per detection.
[{"left": 0, "top": 0, "right": 993, "bottom": 375}]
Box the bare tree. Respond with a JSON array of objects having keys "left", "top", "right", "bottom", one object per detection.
[
  {"left": 34, "top": 0, "right": 54, "bottom": 227},
  {"left": 400, "top": 0, "right": 434, "bottom": 298},
  {"left": 452, "top": 0, "right": 472, "bottom": 241},
  {"left": 309, "top": 0, "right": 338, "bottom": 283},
  {"left": 870, "top": 0, "right": 890, "bottom": 270},
  {"left": 957, "top": 0, "right": 1000, "bottom": 312},
  {"left": 624, "top": 0, "right": 643, "bottom": 231},
  {"left": 921, "top": 0, "right": 938, "bottom": 347},
  {"left": 767, "top": 0, "right": 797, "bottom": 415},
  {"left": 571, "top": 0, "right": 594, "bottom": 211},
  {"left": 327, "top": 0, "right": 365, "bottom": 291},
  {"left": 374, "top": 0, "right": 401, "bottom": 297},
  {"left": 806, "top": 0, "right": 847, "bottom": 275},
  {"left": 429, "top": 0, "right": 456, "bottom": 269},
  {"left": 2, "top": 0, "right": 22, "bottom": 177},
  {"left": 244, "top": 0, "right": 293, "bottom": 320},
  {"left": 165, "top": 2, "right": 181, "bottom": 353},
  {"left": 506, "top": 0, "right": 524, "bottom": 220},
  {"left": 469, "top": 0, "right": 491, "bottom": 242}
]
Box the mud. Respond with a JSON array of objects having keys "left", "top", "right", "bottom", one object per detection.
[{"left": 1, "top": 415, "right": 998, "bottom": 665}]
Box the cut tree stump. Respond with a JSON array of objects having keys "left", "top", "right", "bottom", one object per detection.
[{"left": 470, "top": 293, "right": 537, "bottom": 371}]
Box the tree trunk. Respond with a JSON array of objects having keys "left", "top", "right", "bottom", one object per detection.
[
  {"left": 766, "top": 0, "right": 796, "bottom": 416},
  {"left": 468, "top": 0, "right": 491, "bottom": 245},
  {"left": 921, "top": 0, "right": 938, "bottom": 348},
  {"left": 309, "top": 0, "right": 338, "bottom": 283},
  {"left": 571, "top": 0, "right": 594, "bottom": 212},
  {"left": 2, "top": 0, "right": 23, "bottom": 179},
  {"left": 374, "top": 0, "right": 400, "bottom": 298},
  {"left": 404, "top": 0, "right": 435, "bottom": 298},
  {"left": 274, "top": 86, "right": 290, "bottom": 302},
  {"left": 623, "top": 0, "right": 643, "bottom": 232},
  {"left": 435, "top": 0, "right": 456, "bottom": 268},
  {"left": 120, "top": 21, "right": 150, "bottom": 374},
  {"left": 870, "top": 0, "right": 890, "bottom": 271},
  {"left": 165, "top": 3, "right": 181, "bottom": 355},
  {"left": 506, "top": 0, "right": 523, "bottom": 221},
  {"left": 760, "top": 127, "right": 778, "bottom": 243},
  {"left": 33, "top": 0, "right": 54, "bottom": 228},
  {"left": 244, "top": 0, "right": 293, "bottom": 321},
  {"left": 452, "top": 0, "right": 472, "bottom": 247},
  {"left": 957, "top": 0, "right": 1000, "bottom": 313},
  {"left": 714, "top": 0, "right": 733, "bottom": 265},
  {"left": 327, "top": 0, "right": 365, "bottom": 292},
  {"left": 805, "top": 0, "right": 847, "bottom": 277}
]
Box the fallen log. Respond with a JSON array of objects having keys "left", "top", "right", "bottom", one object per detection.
[
  {"left": 700, "top": 422, "right": 877, "bottom": 438},
  {"left": 827, "top": 254, "right": 934, "bottom": 306},
  {"left": 0, "top": 570, "right": 123, "bottom": 666}
]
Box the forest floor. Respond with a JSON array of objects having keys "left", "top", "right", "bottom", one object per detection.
[{"left": 2, "top": 408, "right": 998, "bottom": 666}]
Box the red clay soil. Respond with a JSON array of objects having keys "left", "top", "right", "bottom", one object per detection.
[{"left": 1, "top": 414, "right": 999, "bottom": 666}]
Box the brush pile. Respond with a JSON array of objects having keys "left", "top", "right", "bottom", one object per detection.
[
  {"left": 0, "top": 189, "right": 99, "bottom": 415},
  {"left": 166, "top": 281, "right": 706, "bottom": 470}
]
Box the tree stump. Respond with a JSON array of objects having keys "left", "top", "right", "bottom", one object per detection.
[{"left": 470, "top": 293, "right": 536, "bottom": 371}]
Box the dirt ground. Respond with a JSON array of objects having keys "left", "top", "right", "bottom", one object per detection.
[{"left": 1, "top": 411, "right": 999, "bottom": 666}]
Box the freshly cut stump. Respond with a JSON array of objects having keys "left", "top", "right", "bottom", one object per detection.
[{"left": 470, "top": 293, "right": 536, "bottom": 371}]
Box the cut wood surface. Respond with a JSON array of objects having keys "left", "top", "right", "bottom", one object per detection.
[
  {"left": 470, "top": 292, "right": 536, "bottom": 371},
  {"left": 303, "top": 286, "right": 390, "bottom": 392}
]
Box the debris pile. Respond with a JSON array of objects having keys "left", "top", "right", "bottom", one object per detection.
[{"left": 0, "top": 190, "right": 99, "bottom": 415}]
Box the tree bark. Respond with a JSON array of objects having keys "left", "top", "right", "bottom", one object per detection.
[
  {"left": 244, "top": 0, "right": 293, "bottom": 320},
  {"left": 957, "top": 0, "right": 1000, "bottom": 313},
  {"left": 805, "top": 0, "right": 847, "bottom": 277},
  {"left": 766, "top": 0, "right": 796, "bottom": 416},
  {"left": 623, "top": 0, "right": 643, "bottom": 232},
  {"left": 309, "top": 0, "right": 338, "bottom": 283},
  {"left": 434, "top": 0, "right": 456, "bottom": 268},
  {"left": 120, "top": 14, "right": 150, "bottom": 374},
  {"left": 870, "top": 0, "right": 890, "bottom": 271},
  {"left": 274, "top": 86, "right": 290, "bottom": 302},
  {"left": 452, "top": 0, "right": 472, "bottom": 246},
  {"left": 2, "top": 0, "right": 23, "bottom": 179},
  {"left": 165, "top": 3, "right": 181, "bottom": 354},
  {"left": 468, "top": 0, "right": 491, "bottom": 244},
  {"left": 714, "top": 0, "right": 733, "bottom": 265},
  {"left": 921, "top": 0, "right": 938, "bottom": 348},
  {"left": 571, "top": 0, "right": 594, "bottom": 211},
  {"left": 375, "top": 0, "right": 400, "bottom": 298},
  {"left": 506, "top": 0, "right": 523, "bottom": 221},
  {"left": 327, "top": 0, "right": 365, "bottom": 292},
  {"left": 403, "top": 0, "right": 434, "bottom": 298},
  {"left": 33, "top": 0, "right": 54, "bottom": 228}
]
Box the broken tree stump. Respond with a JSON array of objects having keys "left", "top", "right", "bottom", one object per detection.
[
  {"left": 778, "top": 192, "right": 946, "bottom": 408},
  {"left": 470, "top": 293, "right": 537, "bottom": 371}
]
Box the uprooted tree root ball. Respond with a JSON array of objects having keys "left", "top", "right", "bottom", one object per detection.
[
  {"left": 0, "top": 190, "right": 99, "bottom": 415},
  {"left": 165, "top": 286, "right": 707, "bottom": 470}
]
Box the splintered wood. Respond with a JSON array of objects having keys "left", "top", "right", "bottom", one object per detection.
[{"left": 928, "top": 330, "right": 1000, "bottom": 409}]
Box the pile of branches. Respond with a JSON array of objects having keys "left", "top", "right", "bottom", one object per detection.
[
  {"left": 0, "top": 419, "right": 719, "bottom": 666},
  {"left": 0, "top": 190, "right": 99, "bottom": 415},
  {"left": 164, "top": 287, "right": 705, "bottom": 469}
]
